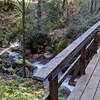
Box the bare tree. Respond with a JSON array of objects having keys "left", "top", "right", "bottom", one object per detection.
[
  {"left": 62, "top": 0, "right": 76, "bottom": 25},
  {"left": 62, "top": 0, "right": 70, "bottom": 24},
  {"left": 90, "top": 0, "right": 97, "bottom": 15},
  {"left": 37, "top": 0, "right": 42, "bottom": 31},
  {"left": 62, "top": 0, "right": 66, "bottom": 9},
  {"left": 22, "top": 0, "right": 26, "bottom": 77}
]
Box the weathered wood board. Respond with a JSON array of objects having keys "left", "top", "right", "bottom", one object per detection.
[{"left": 67, "top": 53, "right": 100, "bottom": 100}]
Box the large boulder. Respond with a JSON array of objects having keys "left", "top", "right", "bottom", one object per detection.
[
  {"left": 12, "top": 59, "right": 37, "bottom": 78},
  {"left": 43, "top": 51, "right": 53, "bottom": 59},
  {"left": 58, "top": 86, "right": 71, "bottom": 99},
  {"left": 43, "top": 86, "right": 71, "bottom": 100},
  {"left": 48, "top": 28, "right": 66, "bottom": 43}
]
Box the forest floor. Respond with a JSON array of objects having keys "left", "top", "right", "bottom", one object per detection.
[
  {"left": 0, "top": 72, "right": 71, "bottom": 100},
  {"left": 0, "top": 73, "right": 46, "bottom": 100}
]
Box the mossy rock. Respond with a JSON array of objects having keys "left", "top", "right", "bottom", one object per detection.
[
  {"left": 14, "top": 59, "right": 32, "bottom": 66},
  {"left": 12, "top": 59, "right": 37, "bottom": 77}
]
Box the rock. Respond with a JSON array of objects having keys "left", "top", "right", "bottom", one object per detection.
[
  {"left": 12, "top": 59, "right": 37, "bottom": 77},
  {"left": 8, "top": 51, "right": 22, "bottom": 60},
  {"left": 11, "top": 47, "right": 21, "bottom": 53},
  {"left": 97, "top": 47, "right": 100, "bottom": 54},
  {"left": 2, "top": 67, "right": 13, "bottom": 72},
  {"left": 0, "top": 41, "right": 3, "bottom": 47},
  {"left": 43, "top": 86, "right": 71, "bottom": 100},
  {"left": 1, "top": 52, "right": 9, "bottom": 58},
  {"left": 58, "top": 86, "right": 71, "bottom": 99},
  {"left": 0, "top": 49, "right": 38, "bottom": 77},
  {"left": 15, "top": 67, "right": 32, "bottom": 78},
  {"left": 48, "top": 28, "right": 66, "bottom": 43},
  {"left": 25, "top": 49, "right": 31, "bottom": 55},
  {"left": 32, "top": 53, "right": 42, "bottom": 59},
  {"left": 43, "top": 52, "right": 53, "bottom": 59},
  {"left": 0, "top": 58, "right": 3, "bottom": 71}
]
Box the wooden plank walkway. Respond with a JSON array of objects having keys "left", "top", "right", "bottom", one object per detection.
[{"left": 67, "top": 49, "right": 100, "bottom": 100}]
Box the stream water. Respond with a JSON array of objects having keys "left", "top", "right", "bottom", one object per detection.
[
  {"left": 1, "top": 42, "right": 80, "bottom": 92},
  {"left": 32, "top": 60, "right": 80, "bottom": 92}
]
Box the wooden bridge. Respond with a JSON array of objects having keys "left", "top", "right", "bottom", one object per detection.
[
  {"left": 33, "top": 20, "right": 100, "bottom": 100},
  {"left": 68, "top": 50, "right": 100, "bottom": 100}
]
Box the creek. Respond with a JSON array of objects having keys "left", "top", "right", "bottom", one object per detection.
[
  {"left": 32, "top": 60, "right": 80, "bottom": 92},
  {"left": 0, "top": 42, "right": 80, "bottom": 91}
]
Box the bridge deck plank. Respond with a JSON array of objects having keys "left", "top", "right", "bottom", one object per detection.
[{"left": 67, "top": 52, "right": 100, "bottom": 100}]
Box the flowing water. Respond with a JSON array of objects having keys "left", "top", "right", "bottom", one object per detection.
[
  {"left": 32, "top": 60, "right": 80, "bottom": 91},
  {"left": 1, "top": 42, "right": 79, "bottom": 91}
]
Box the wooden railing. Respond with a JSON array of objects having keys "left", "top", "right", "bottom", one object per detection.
[{"left": 33, "top": 20, "right": 100, "bottom": 100}]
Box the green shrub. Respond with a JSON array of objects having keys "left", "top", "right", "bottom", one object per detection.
[
  {"left": 29, "top": 31, "right": 48, "bottom": 53},
  {"left": 51, "top": 38, "right": 66, "bottom": 54},
  {"left": 82, "top": 14, "right": 100, "bottom": 31}
]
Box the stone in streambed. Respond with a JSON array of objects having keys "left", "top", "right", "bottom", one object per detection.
[
  {"left": 12, "top": 59, "right": 37, "bottom": 78},
  {"left": 43, "top": 51, "right": 53, "bottom": 59},
  {"left": 58, "top": 86, "right": 71, "bottom": 99},
  {"left": 43, "top": 86, "right": 71, "bottom": 99}
]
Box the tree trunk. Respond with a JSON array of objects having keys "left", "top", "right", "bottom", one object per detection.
[
  {"left": 62, "top": 0, "right": 66, "bottom": 9},
  {"left": 63, "top": 0, "right": 70, "bottom": 25},
  {"left": 22, "top": 0, "right": 26, "bottom": 77},
  {"left": 90, "top": 0, "right": 97, "bottom": 15},
  {"left": 37, "top": 0, "right": 42, "bottom": 31}
]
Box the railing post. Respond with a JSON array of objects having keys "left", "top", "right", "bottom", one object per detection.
[
  {"left": 49, "top": 75, "right": 58, "bottom": 100},
  {"left": 94, "top": 32, "right": 100, "bottom": 53},
  {"left": 69, "top": 46, "right": 86, "bottom": 86},
  {"left": 69, "top": 65, "right": 80, "bottom": 86},
  {"left": 79, "top": 46, "right": 86, "bottom": 75}
]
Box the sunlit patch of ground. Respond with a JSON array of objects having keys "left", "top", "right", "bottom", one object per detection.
[{"left": 0, "top": 73, "right": 46, "bottom": 100}]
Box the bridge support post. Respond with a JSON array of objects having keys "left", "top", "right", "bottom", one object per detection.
[{"left": 49, "top": 76, "right": 58, "bottom": 100}]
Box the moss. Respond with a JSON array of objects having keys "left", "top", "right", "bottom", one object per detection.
[
  {"left": 51, "top": 38, "right": 66, "bottom": 54},
  {"left": 14, "top": 59, "right": 32, "bottom": 65},
  {"left": 0, "top": 75, "right": 45, "bottom": 100}
]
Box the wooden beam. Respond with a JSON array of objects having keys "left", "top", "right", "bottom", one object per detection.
[{"left": 49, "top": 76, "right": 58, "bottom": 100}]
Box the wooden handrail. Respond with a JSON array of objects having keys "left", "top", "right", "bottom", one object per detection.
[
  {"left": 33, "top": 21, "right": 100, "bottom": 81},
  {"left": 33, "top": 20, "right": 100, "bottom": 100}
]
